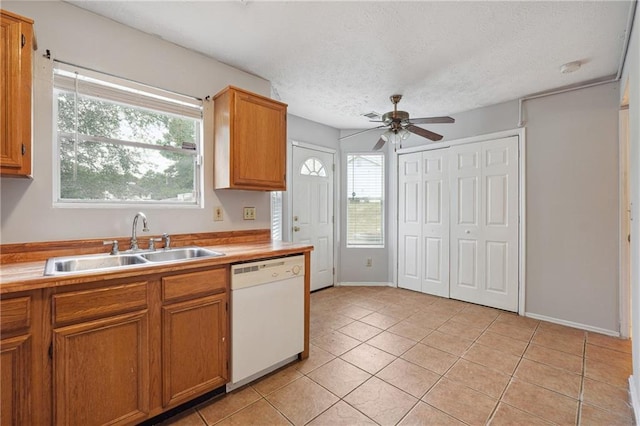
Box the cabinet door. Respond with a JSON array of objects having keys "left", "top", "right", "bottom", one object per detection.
[
  {"left": 54, "top": 311, "right": 149, "bottom": 426},
  {"left": 0, "top": 11, "right": 32, "bottom": 177},
  {"left": 232, "top": 91, "right": 286, "bottom": 190},
  {"left": 162, "top": 292, "right": 227, "bottom": 408},
  {"left": 0, "top": 335, "right": 31, "bottom": 426}
]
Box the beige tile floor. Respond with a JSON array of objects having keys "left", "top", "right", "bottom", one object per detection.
[{"left": 161, "top": 286, "right": 634, "bottom": 426}]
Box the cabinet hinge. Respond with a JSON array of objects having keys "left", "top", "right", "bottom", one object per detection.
[
  {"left": 21, "top": 144, "right": 26, "bottom": 156},
  {"left": 48, "top": 342, "right": 53, "bottom": 360},
  {"left": 332, "top": 164, "right": 335, "bottom": 172},
  {"left": 333, "top": 267, "right": 335, "bottom": 275},
  {"left": 226, "top": 302, "right": 228, "bottom": 312},
  {"left": 21, "top": 34, "right": 26, "bottom": 48}
]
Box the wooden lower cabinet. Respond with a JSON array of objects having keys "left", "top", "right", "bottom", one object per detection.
[
  {"left": 0, "top": 293, "right": 36, "bottom": 426},
  {"left": 48, "top": 266, "right": 229, "bottom": 425},
  {"left": 0, "top": 334, "right": 31, "bottom": 426},
  {"left": 162, "top": 292, "right": 227, "bottom": 408},
  {"left": 53, "top": 311, "right": 150, "bottom": 426}
]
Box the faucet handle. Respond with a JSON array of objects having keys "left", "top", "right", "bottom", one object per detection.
[
  {"left": 103, "top": 240, "right": 119, "bottom": 255},
  {"left": 148, "top": 237, "right": 162, "bottom": 251},
  {"left": 162, "top": 233, "right": 171, "bottom": 250}
]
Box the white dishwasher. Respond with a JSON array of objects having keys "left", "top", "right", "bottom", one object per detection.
[{"left": 227, "top": 255, "right": 305, "bottom": 391}]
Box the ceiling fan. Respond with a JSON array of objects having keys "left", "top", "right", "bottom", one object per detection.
[{"left": 340, "top": 94, "right": 455, "bottom": 150}]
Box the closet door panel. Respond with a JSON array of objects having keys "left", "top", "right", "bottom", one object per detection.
[
  {"left": 421, "top": 149, "right": 449, "bottom": 297},
  {"left": 398, "top": 153, "right": 422, "bottom": 292},
  {"left": 450, "top": 137, "right": 518, "bottom": 312}
]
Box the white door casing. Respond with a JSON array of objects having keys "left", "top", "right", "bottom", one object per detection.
[
  {"left": 449, "top": 136, "right": 519, "bottom": 311},
  {"left": 292, "top": 146, "right": 335, "bottom": 291}
]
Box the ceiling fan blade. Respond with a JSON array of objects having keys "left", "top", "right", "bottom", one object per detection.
[
  {"left": 339, "top": 125, "right": 386, "bottom": 140},
  {"left": 408, "top": 116, "right": 455, "bottom": 124},
  {"left": 407, "top": 125, "right": 443, "bottom": 141},
  {"left": 373, "top": 137, "right": 386, "bottom": 151}
]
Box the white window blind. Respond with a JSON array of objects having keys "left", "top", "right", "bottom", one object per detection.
[
  {"left": 53, "top": 62, "right": 202, "bottom": 119},
  {"left": 271, "top": 191, "right": 283, "bottom": 241},
  {"left": 346, "top": 154, "right": 384, "bottom": 247}
]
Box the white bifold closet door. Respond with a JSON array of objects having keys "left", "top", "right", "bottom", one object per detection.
[
  {"left": 398, "top": 136, "right": 518, "bottom": 312},
  {"left": 398, "top": 148, "right": 450, "bottom": 297}
]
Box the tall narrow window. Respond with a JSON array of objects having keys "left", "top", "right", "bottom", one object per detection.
[
  {"left": 271, "top": 191, "right": 283, "bottom": 241},
  {"left": 346, "top": 154, "right": 384, "bottom": 247},
  {"left": 53, "top": 62, "right": 203, "bottom": 206}
]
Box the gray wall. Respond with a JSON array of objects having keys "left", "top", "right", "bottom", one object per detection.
[
  {"left": 1, "top": 1, "right": 272, "bottom": 244},
  {"left": 340, "top": 83, "right": 621, "bottom": 333},
  {"left": 525, "top": 83, "right": 620, "bottom": 332}
]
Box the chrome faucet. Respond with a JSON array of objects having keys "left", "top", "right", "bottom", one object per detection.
[{"left": 130, "top": 212, "right": 149, "bottom": 251}]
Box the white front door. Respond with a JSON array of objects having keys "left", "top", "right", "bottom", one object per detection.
[
  {"left": 449, "top": 136, "right": 518, "bottom": 311},
  {"left": 292, "top": 146, "right": 335, "bottom": 291}
]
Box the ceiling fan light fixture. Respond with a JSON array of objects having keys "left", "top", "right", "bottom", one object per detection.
[{"left": 381, "top": 128, "right": 409, "bottom": 145}]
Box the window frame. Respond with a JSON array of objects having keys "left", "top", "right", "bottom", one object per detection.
[
  {"left": 52, "top": 62, "right": 204, "bottom": 209},
  {"left": 345, "top": 152, "right": 385, "bottom": 248}
]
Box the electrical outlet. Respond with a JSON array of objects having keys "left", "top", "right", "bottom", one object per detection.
[
  {"left": 366, "top": 258, "right": 372, "bottom": 267},
  {"left": 214, "top": 206, "right": 223, "bottom": 221},
  {"left": 243, "top": 207, "right": 256, "bottom": 220}
]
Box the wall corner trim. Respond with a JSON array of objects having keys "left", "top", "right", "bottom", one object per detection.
[
  {"left": 629, "top": 376, "right": 639, "bottom": 424},
  {"left": 337, "top": 282, "right": 394, "bottom": 288},
  {"left": 525, "top": 312, "right": 620, "bottom": 337}
]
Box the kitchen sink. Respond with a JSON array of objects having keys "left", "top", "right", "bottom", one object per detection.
[
  {"left": 140, "top": 247, "right": 224, "bottom": 262},
  {"left": 44, "top": 253, "right": 149, "bottom": 275},
  {"left": 44, "top": 247, "right": 225, "bottom": 276}
]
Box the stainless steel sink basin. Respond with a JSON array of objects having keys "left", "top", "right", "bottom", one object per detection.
[
  {"left": 44, "top": 246, "right": 225, "bottom": 276},
  {"left": 140, "top": 247, "right": 224, "bottom": 262},
  {"left": 44, "top": 253, "right": 149, "bottom": 276}
]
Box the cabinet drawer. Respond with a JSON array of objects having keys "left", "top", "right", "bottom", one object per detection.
[
  {"left": 162, "top": 268, "right": 227, "bottom": 303},
  {"left": 0, "top": 296, "right": 31, "bottom": 334},
  {"left": 53, "top": 282, "right": 148, "bottom": 326}
]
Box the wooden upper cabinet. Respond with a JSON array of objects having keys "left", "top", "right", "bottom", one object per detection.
[
  {"left": 214, "top": 86, "right": 287, "bottom": 191},
  {"left": 1, "top": 10, "right": 33, "bottom": 178}
]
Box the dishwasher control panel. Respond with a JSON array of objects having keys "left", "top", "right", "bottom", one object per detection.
[{"left": 231, "top": 255, "right": 305, "bottom": 290}]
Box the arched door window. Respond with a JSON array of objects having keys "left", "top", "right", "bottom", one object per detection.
[{"left": 300, "top": 157, "right": 327, "bottom": 177}]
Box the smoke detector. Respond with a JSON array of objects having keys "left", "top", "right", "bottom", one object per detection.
[{"left": 560, "top": 61, "right": 581, "bottom": 74}]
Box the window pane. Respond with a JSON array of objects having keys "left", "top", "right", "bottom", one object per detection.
[
  {"left": 53, "top": 64, "right": 202, "bottom": 206},
  {"left": 346, "top": 154, "right": 384, "bottom": 246},
  {"left": 59, "top": 136, "right": 196, "bottom": 202}
]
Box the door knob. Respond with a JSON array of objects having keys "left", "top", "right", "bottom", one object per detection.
[
  {"left": 293, "top": 226, "right": 300, "bottom": 232},
  {"left": 465, "top": 230, "right": 471, "bottom": 234},
  {"left": 293, "top": 216, "right": 299, "bottom": 222}
]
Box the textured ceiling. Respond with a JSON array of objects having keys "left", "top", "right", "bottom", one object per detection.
[{"left": 68, "top": 1, "right": 633, "bottom": 130}]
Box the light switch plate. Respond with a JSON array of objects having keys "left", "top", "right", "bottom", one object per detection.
[
  {"left": 243, "top": 207, "right": 256, "bottom": 220},
  {"left": 214, "top": 206, "right": 223, "bottom": 221}
]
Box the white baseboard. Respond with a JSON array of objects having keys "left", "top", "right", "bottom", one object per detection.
[
  {"left": 337, "top": 282, "right": 394, "bottom": 287},
  {"left": 629, "top": 376, "right": 639, "bottom": 424},
  {"left": 525, "top": 312, "right": 620, "bottom": 337}
]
